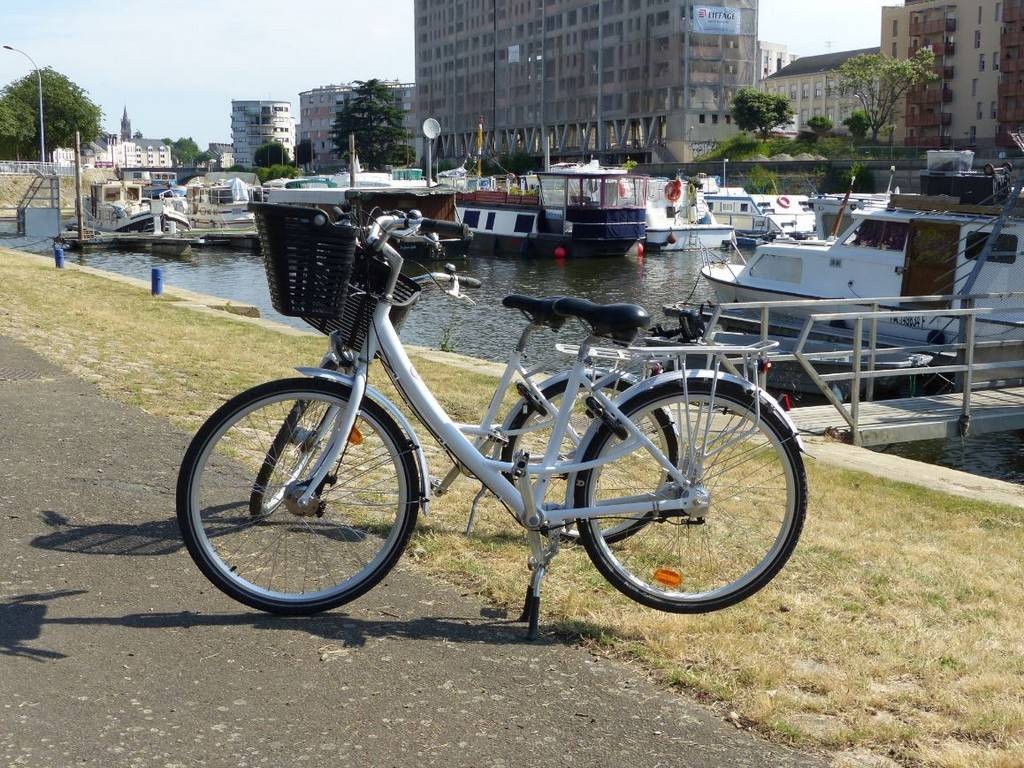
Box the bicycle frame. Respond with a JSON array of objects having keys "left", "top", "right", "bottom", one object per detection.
[{"left": 292, "top": 241, "right": 709, "bottom": 531}]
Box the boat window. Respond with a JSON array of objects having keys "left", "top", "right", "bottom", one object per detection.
[
  {"left": 740, "top": 203, "right": 748, "bottom": 212},
  {"left": 539, "top": 176, "right": 567, "bottom": 208},
  {"left": 462, "top": 210, "right": 481, "bottom": 228},
  {"left": 485, "top": 211, "right": 496, "bottom": 230},
  {"left": 965, "top": 231, "right": 1018, "bottom": 264},
  {"left": 843, "top": 219, "right": 909, "bottom": 250},
  {"left": 602, "top": 177, "right": 640, "bottom": 208},
  {"left": 514, "top": 213, "right": 534, "bottom": 233}
]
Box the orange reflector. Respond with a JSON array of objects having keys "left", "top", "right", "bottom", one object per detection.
[
  {"left": 348, "top": 425, "right": 363, "bottom": 445},
  {"left": 653, "top": 568, "right": 682, "bottom": 588}
]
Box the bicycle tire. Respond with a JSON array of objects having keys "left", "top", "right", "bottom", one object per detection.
[
  {"left": 574, "top": 377, "right": 806, "bottom": 613},
  {"left": 176, "top": 377, "right": 419, "bottom": 615}
]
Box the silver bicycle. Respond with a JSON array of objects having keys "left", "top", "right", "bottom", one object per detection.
[{"left": 176, "top": 204, "right": 808, "bottom": 638}]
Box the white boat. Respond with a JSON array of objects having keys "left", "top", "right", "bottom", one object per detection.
[
  {"left": 702, "top": 187, "right": 816, "bottom": 239},
  {"left": 806, "top": 192, "right": 891, "bottom": 240},
  {"left": 185, "top": 174, "right": 262, "bottom": 229},
  {"left": 645, "top": 174, "right": 734, "bottom": 251},
  {"left": 85, "top": 181, "right": 191, "bottom": 234},
  {"left": 701, "top": 168, "right": 1024, "bottom": 345}
]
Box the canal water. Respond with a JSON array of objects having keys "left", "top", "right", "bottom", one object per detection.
[{"left": 1, "top": 224, "right": 1021, "bottom": 486}]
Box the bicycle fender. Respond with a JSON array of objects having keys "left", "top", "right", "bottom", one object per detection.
[
  {"left": 597, "top": 368, "right": 805, "bottom": 452},
  {"left": 296, "top": 366, "right": 432, "bottom": 514}
]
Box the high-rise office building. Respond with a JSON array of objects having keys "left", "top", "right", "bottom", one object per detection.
[
  {"left": 414, "top": 0, "right": 759, "bottom": 163},
  {"left": 998, "top": 0, "right": 1023, "bottom": 147}
]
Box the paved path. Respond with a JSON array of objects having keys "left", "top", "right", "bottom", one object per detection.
[{"left": 0, "top": 335, "right": 826, "bottom": 768}]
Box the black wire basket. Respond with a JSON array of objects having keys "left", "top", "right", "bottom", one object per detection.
[{"left": 251, "top": 202, "right": 421, "bottom": 346}]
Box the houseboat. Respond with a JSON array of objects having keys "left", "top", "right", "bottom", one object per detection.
[
  {"left": 645, "top": 174, "right": 735, "bottom": 251},
  {"left": 702, "top": 187, "right": 816, "bottom": 239},
  {"left": 85, "top": 181, "right": 191, "bottom": 234},
  {"left": 454, "top": 162, "right": 648, "bottom": 258}
]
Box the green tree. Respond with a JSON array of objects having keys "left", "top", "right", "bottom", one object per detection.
[
  {"left": 171, "top": 137, "right": 200, "bottom": 166},
  {"left": 730, "top": 88, "right": 794, "bottom": 138},
  {"left": 254, "top": 141, "right": 291, "bottom": 167},
  {"left": 256, "top": 163, "right": 300, "bottom": 183},
  {"left": 0, "top": 68, "right": 102, "bottom": 158},
  {"left": 806, "top": 115, "right": 833, "bottom": 136},
  {"left": 842, "top": 109, "right": 872, "bottom": 142},
  {"left": 0, "top": 96, "right": 33, "bottom": 158},
  {"left": 330, "top": 79, "right": 409, "bottom": 169},
  {"left": 836, "top": 49, "right": 937, "bottom": 143}
]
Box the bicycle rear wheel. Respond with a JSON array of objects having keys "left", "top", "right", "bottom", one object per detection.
[
  {"left": 176, "top": 377, "right": 419, "bottom": 614},
  {"left": 574, "top": 377, "right": 805, "bottom": 613}
]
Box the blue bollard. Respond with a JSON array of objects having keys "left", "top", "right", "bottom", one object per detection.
[
  {"left": 53, "top": 245, "right": 65, "bottom": 269},
  {"left": 151, "top": 267, "right": 164, "bottom": 296}
]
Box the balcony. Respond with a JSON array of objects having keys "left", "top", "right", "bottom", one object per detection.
[
  {"left": 1002, "top": 29, "right": 1024, "bottom": 49},
  {"left": 943, "top": 66, "right": 955, "bottom": 79},
  {"left": 942, "top": 112, "right": 953, "bottom": 126},
  {"left": 911, "top": 86, "right": 943, "bottom": 104},
  {"left": 910, "top": 17, "right": 955, "bottom": 36},
  {"left": 998, "top": 79, "right": 1024, "bottom": 97},
  {"left": 943, "top": 86, "right": 954, "bottom": 103},
  {"left": 944, "top": 40, "right": 956, "bottom": 56},
  {"left": 1004, "top": 1, "right": 1023, "bottom": 23},
  {"left": 1003, "top": 49, "right": 1024, "bottom": 73},
  {"left": 906, "top": 111, "right": 941, "bottom": 127}
]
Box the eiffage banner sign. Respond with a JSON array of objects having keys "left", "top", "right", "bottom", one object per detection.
[{"left": 692, "top": 6, "right": 741, "bottom": 35}]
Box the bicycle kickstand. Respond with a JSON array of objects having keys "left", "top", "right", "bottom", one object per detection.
[{"left": 517, "top": 529, "right": 557, "bottom": 641}]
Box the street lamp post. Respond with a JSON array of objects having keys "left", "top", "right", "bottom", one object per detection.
[
  {"left": 723, "top": 158, "right": 729, "bottom": 188},
  {"left": 3, "top": 45, "right": 45, "bottom": 163}
]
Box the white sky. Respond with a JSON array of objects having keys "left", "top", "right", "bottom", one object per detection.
[{"left": 0, "top": 0, "right": 892, "bottom": 147}]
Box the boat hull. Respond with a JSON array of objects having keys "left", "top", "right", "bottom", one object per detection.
[
  {"left": 467, "top": 230, "right": 642, "bottom": 258},
  {"left": 646, "top": 225, "right": 735, "bottom": 251}
]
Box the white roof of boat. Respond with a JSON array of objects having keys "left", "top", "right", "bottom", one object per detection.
[{"left": 851, "top": 206, "right": 1020, "bottom": 224}]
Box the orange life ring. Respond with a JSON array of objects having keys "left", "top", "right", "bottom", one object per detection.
[
  {"left": 664, "top": 180, "right": 682, "bottom": 202},
  {"left": 776, "top": 195, "right": 791, "bottom": 209}
]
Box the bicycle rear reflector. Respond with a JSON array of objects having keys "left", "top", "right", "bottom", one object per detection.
[
  {"left": 653, "top": 568, "right": 683, "bottom": 588},
  {"left": 348, "top": 425, "right": 364, "bottom": 445}
]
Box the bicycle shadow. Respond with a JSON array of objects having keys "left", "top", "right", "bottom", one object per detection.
[
  {"left": 0, "top": 590, "right": 89, "bottom": 661},
  {"left": 30, "top": 510, "right": 183, "bottom": 557},
  {"left": 1, "top": 589, "right": 557, "bottom": 662}
]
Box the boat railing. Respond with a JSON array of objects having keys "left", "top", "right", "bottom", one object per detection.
[
  {"left": 456, "top": 190, "right": 539, "bottom": 206},
  {"left": 673, "top": 293, "right": 1024, "bottom": 445}
]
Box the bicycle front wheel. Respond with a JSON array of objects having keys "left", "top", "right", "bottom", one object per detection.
[
  {"left": 574, "top": 377, "right": 805, "bottom": 613},
  {"left": 176, "top": 377, "right": 420, "bottom": 615}
]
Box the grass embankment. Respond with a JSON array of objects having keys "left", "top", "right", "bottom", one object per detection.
[{"left": 1, "top": 247, "right": 1023, "bottom": 768}]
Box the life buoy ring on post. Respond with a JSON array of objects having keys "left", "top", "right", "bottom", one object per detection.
[
  {"left": 664, "top": 179, "right": 682, "bottom": 203},
  {"left": 776, "top": 195, "right": 791, "bottom": 209}
]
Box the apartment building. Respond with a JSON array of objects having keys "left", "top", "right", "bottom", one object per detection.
[
  {"left": 297, "top": 81, "right": 416, "bottom": 169},
  {"left": 230, "top": 100, "right": 295, "bottom": 167},
  {"left": 882, "top": 0, "right": 1006, "bottom": 151},
  {"left": 998, "top": 0, "right": 1023, "bottom": 146},
  {"left": 757, "top": 41, "right": 798, "bottom": 81},
  {"left": 763, "top": 47, "right": 879, "bottom": 134},
  {"left": 414, "top": 0, "right": 760, "bottom": 163}
]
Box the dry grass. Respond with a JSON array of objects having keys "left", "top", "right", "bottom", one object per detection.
[{"left": 2, "top": 247, "right": 1023, "bottom": 768}]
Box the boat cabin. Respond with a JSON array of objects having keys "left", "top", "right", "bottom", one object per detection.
[{"left": 536, "top": 172, "right": 648, "bottom": 241}]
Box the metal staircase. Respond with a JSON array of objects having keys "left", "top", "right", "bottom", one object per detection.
[{"left": 15, "top": 171, "right": 61, "bottom": 234}]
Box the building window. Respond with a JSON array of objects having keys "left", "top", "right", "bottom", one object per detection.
[
  {"left": 977, "top": 101, "right": 983, "bottom": 119},
  {"left": 892, "top": 19, "right": 898, "bottom": 37},
  {"left": 972, "top": 78, "right": 979, "bottom": 96},
  {"left": 994, "top": 52, "right": 999, "bottom": 71},
  {"left": 996, "top": 2, "right": 1002, "bottom": 21},
  {"left": 979, "top": 53, "right": 985, "bottom": 71},
  {"left": 992, "top": 101, "right": 998, "bottom": 118},
  {"left": 892, "top": 42, "right": 898, "bottom": 57},
  {"left": 974, "top": 30, "right": 981, "bottom": 48},
  {"left": 801, "top": 82, "right": 810, "bottom": 98},
  {"left": 814, "top": 83, "right": 822, "bottom": 97},
  {"left": 699, "top": 113, "right": 706, "bottom": 123}
]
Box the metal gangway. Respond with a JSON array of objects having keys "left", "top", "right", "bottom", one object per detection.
[{"left": 690, "top": 293, "right": 1024, "bottom": 447}]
